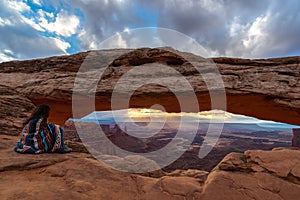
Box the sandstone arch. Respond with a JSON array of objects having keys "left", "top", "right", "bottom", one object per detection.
[{"left": 0, "top": 48, "right": 299, "bottom": 126}]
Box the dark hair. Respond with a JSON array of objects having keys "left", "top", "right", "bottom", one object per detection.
[{"left": 24, "top": 104, "right": 50, "bottom": 126}]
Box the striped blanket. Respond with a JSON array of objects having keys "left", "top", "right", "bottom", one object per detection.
[{"left": 14, "top": 118, "right": 65, "bottom": 153}]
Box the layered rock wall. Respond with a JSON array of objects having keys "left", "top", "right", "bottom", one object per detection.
[
  {"left": 0, "top": 48, "right": 299, "bottom": 126},
  {"left": 0, "top": 48, "right": 300, "bottom": 199}
]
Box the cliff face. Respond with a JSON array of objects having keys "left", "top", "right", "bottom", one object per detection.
[
  {"left": 0, "top": 48, "right": 300, "bottom": 199},
  {"left": 200, "top": 148, "right": 300, "bottom": 200},
  {"left": 0, "top": 47, "right": 299, "bottom": 126},
  {"left": 0, "top": 85, "right": 34, "bottom": 135},
  {"left": 2, "top": 134, "right": 300, "bottom": 199}
]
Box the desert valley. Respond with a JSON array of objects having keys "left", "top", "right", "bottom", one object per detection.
[{"left": 1, "top": 47, "right": 300, "bottom": 199}]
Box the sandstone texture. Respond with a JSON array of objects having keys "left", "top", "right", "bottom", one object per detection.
[
  {"left": 0, "top": 135, "right": 205, "bottom": 200},
  {"left": 1, "top": 48, "right": 300, "bottom": 199},
  {"left": 0, "top": 85, "right": 35, "bottom": 135},
  {"left": 200, "top": 148, "right": 300, "bottom": 200},
  {"left": 2, "top": 134, "right": 300, "bottom": 199},
  {"left": 0, "top": 47, "right": 299, "bottom": 125}
]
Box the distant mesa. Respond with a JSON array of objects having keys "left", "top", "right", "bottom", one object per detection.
[{"left": 63, "top": 109, "right": 299, "bottom": 171}]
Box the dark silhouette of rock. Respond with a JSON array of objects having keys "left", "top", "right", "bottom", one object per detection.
[{"left": 292, "top": 128, "right": 300, "bottom": 147}]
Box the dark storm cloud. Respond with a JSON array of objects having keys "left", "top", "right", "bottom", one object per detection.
[
  {"left": 152, "top": 0, "right": 271, "bottom": 57},
  {"left": 1, "top": 0, "right": 300, "bottom": 61},
  {"left": 71, "top": 0, "right": 159, "bottom": 50},
  {"left": 259, "top": 0, "right": 300, "bottom": 57},
  {"left": 72, "top": 0, "right": 300, "bottom": 58}
]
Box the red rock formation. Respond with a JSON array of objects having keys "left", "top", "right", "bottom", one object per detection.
[
  {"left": 2, "top": 134, "right": 300, "bottom": 199},
  {"left": 0, "top": 47, "right": 299, "bottom": 126},
  {"left": 0, "top": 135, "right": 205, "bottom": 199},
  {"left": 0, "top": 85, "right": 35, "bottom": 135},
  {"left": 1, "top": 47, "right": 300, "bottom": 199},
  {"left": 200, "top": 148, "right": 300, "bottom": 200},
  {"left": 292, "top": 128, "right": 300, "bottom": 147}
]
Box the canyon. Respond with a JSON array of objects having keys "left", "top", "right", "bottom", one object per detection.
[{"left": 0, "top": 47, "right": 300, "bottom": 199}]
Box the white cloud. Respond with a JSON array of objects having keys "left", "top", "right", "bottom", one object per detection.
[
  {"left": 229, "top": 17, "right": 248, "bottom": 38},
  {"left": 0, "top": 1, "right": 73, "bottom": 62},
  {"left": 0, "top": 54, "right": 14, "bottom": 62},
  {"left": 108, "top": 32, "right": 127, "bottom": 48},
  {"left": 0, "top": 17, "right": 12, "bottom": 26},
  {"left": 52, "top": 37, "right": 71, "bottom": 54},
  {"left": 1, "top": 0, "right": 300, "bottom": 61},
  {"left": 225, "top": 14, "right": 271, "bottom": 58},
  {"left": 6, "top": 0, "right": 30, "bottom": 12},
  {"left": 20, "top": 15, "right": 44, "bottom": 31},
  {"left": 37, "top": 9, "right": 54, "bottom": 19},
  {"left": 78, "top": 29, "right": 99, "bottom": 49},
  {"left": 242, "top": 15, "right": 269, "bottom": 52},
  {"left": 87, "top": 31, "right": 128, "bottom": 50},
  {"left": 39, "top": 10, "right": 80, "bottom": 37},
  {"left": 0, "top": 49, "right": 17, "bottom": 63},
  {"left": 32, "top": 0, "right": 42, "bottom": 6},
  {"left": 3, "top": 49, "right": 14, "bottom": 56},
  {"left": 0, "top": 51, "right": 15, "bottom": 62},
  {"left": 123, "top": 27, "right": 130, "bottom": 33}
]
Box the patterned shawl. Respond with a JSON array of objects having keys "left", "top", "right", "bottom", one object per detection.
[{"left": 14, "top": 118, "right": 65, "bottom": 153}]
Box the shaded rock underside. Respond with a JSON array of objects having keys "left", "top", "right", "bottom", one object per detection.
[
  {"left": 0, "top": 47, "right": 300, "bottom": 199},
  {"left": 0, "top": 47, "right": 299, "bottom": 128}
]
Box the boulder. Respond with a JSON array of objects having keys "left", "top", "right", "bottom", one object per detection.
[{"left": 199, "top": 148, "right": 300, "bottom": 200}]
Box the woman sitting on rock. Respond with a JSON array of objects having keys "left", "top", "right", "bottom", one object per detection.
[{"left": 14, "top": 104, "right": 71, "bottom": 153}]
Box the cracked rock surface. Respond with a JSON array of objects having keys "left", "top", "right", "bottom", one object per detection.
[
  {"left": 2, "top": 134, "right": 300, "bottom": 199},
  {"left": 1, "top": 47, "right": 300, "bottom": 199},
  {"left": 0, "top": 47, "right": 299, "bottom": 125},
  {"left": 0, "top": 135, "right": 205, "bottom": 199},
  {"left": 200, "top": 148, "right": 300, "bottom": 200}
]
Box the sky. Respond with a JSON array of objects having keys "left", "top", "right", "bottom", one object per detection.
[{"left": 1, "top": 0, "right": 300, "bottom": 62}]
